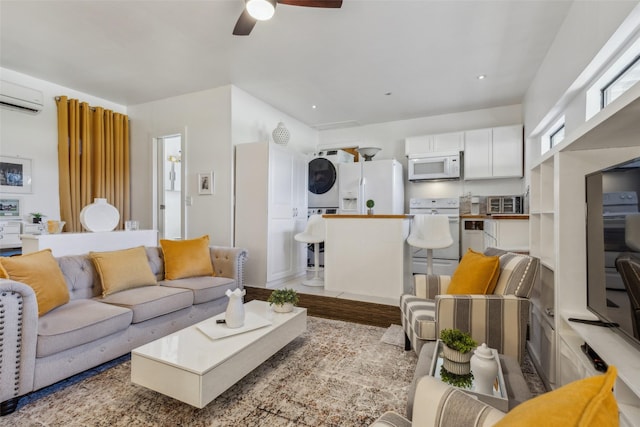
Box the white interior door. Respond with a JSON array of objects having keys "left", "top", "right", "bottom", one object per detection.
[{"left": 156, "top": 134, "right": 184, "bottom": 240}]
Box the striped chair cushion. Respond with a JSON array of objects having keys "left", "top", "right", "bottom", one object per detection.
[
  {"left": 484, "top": 248, "right": 539, "bottom": 298},
  {"left": 413, "top": 376, "right": 505, "bottom": 426}
]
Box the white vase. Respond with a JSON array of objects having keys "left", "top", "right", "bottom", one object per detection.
[
  {"left": 79, "top": 198, "right": 120, "bottom": 232},
  {"left": 470, "top": 343, "right": 499, "bottom": 395},
  {"left": 273, "top": 302, "right": 294, "bottom": 313},
  {"left": 272, "top": 122, "right": 290, "bottom": 145},
  {"left": 224, "top": 288, "right": 246, "bottom": 328}
]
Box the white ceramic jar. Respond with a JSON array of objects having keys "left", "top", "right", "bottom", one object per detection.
[{"left": 470, "top": 343, "right": 499, "bottom": 395}]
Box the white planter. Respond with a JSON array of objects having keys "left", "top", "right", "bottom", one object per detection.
[
  {"left": 272, "top": 303, "right": 294, "bottom": 313},
  {"left": 442, "top": 344, "right": 473, "bottom": 363}
]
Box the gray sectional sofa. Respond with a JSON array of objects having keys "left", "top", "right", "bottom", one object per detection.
[{"left": 0, "top": 245, "right": 248, "bottom": 415}]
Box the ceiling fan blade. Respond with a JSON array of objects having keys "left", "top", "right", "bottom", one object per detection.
[
  {"left": 233, "top": 9, "right": 257, "bottom": 36},
  {"left": 277, "top": 0, "right": 342, "bottom": 8}
]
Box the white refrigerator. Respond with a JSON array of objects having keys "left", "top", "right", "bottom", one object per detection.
[{"left": 338, "top": 159, "right": 404, "bottom": 214}]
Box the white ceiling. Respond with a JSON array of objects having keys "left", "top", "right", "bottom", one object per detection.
[{"left": 0, "top": 0, "right": 575, "bottom": 128}]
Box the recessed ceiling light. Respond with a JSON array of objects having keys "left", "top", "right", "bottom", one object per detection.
[
  {"left": 312, "top": 105, "right": 317, "bottom": 109},
  {"left": 477, "top": 75, "right": 487, "bottom": 80}
]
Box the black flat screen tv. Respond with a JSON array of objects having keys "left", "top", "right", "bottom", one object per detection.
[{"left": 585, "top": 156, "right": 640, "bottom": 349}]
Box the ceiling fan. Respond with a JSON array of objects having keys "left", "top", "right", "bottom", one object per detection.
[{"left": 233, "top": 0, "right": 343, "bottom": 36}]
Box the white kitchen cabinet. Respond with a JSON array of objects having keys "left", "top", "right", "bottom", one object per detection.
[
  {"left": 405, "top": 131, "right": 464, "bottom": 156},
  {"left": 0, "top": 221, "right": 21, "bottom": 249},
  {"left": 483, "top": 217, "right": 529, "bottom": 252},
  {"left": 235, "top": 141, "right": 307, "bottom": 287},
  {"left": 464, "top": 125, "right": 523, "bottom": 180}
]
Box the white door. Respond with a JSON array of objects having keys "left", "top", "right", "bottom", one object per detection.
[
  {"left": 492, "top": 125, "right": 523, "bottom": 178},
  {"left": 464, "top": 128, "right": 492, "bottom": 179},
  {"left": 338, "top": 162, "right": 362, "bottom": 213},
  {"left": 267, "top": 144, "right": 295, "bottom": 281},
  {"left": 292, "top": 151, "right": 308, "bottom": 274},
  {"left": 156, "top": 134, "right": 184, "bottom": 240}
]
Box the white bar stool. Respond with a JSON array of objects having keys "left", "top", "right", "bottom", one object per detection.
[
  {"left": 295, "top": 214, "right": 326, "bottom": 287},
  {"left": 407, "top": 214, "right": 453, "bottom": 275}
]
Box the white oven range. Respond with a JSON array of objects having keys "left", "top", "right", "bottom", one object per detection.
[{"left": 409, "top": 198, "right": 460, "bottom": 275}]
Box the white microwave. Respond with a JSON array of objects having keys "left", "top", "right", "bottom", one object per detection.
[{"left": 408, "top": 153, "right": 461, "bottom": 181}]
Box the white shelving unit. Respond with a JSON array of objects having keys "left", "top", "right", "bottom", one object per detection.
[{"left": 527, "top": 84, "right": 640, "bottom": 424}]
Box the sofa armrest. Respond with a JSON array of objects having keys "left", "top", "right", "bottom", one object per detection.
[
  {"left": 411, "top": 376, "right": 505, "bottom": 426},
  {"left": 413, "top": 274, "right": 451, "bottom": 299},
  {"left": 209, "top": 246, "right": 248, "bottom": 286},
  {"left": 0, "top": 279, "right": 38, "bottom": 405},
  {"left": 435, "top": 294, "right": 530, "bottom": 364}
]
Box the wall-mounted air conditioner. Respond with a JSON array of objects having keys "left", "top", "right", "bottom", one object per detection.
[{"left": 0, "top": 80, "right": 44, "bottom": 114}]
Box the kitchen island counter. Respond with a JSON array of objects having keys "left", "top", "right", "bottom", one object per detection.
[{"left": 322, "top": 215, "right": 411, "bottom": 303}]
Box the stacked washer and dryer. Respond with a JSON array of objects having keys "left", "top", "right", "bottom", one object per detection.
[{"left": 307, "top": 150, "right": 354, "bottom": 266}]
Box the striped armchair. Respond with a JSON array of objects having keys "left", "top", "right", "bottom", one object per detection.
[
  {"left": 371, "top": 375, "right": 505, "bottom": 427},
  {"left": 400, "top": 248, "right": 539, "bottom": 364}
]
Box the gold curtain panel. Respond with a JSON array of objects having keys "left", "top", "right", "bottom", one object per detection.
[{"left": 56, "top": 96, "right": 131, "bottom": 232}]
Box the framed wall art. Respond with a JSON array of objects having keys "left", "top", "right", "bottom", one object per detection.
[
  {"left": 0, "top": 198, "right": 21, "bottom": 218},
  {"left": 198, "top": 171, "right": 213, "bottom": 195},
  {"left": 0, "top": 156, "right": 32, "bottom": 193}
]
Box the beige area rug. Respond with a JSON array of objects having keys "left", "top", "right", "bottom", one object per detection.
[{"left": 8, "top": 317, "right": 417, "bottom": 427}]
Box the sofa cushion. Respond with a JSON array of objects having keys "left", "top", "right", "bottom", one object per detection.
[
  {"left": 98, "top": 285, "right": 193, "bottom": 323},
  {"left": 494, "top": 366, "right": 618, "bottom": 427},
  {"left": 447, "top": 249, "right": 500, "bottom": 295},
  {"left": 160, "top": 235, "right": 214, "bottom": 280},
  {"left": 37, "top": 299, "right": 133, "bottom": 357},
  {"left": 0, "top": 249, "right": 70, "bottom": 316},
  {"left": 161, "top": 276, "right": 236, "bottom": 304},
  {"left": 90, "top": 246, "right": 158, "bottom": 296}
]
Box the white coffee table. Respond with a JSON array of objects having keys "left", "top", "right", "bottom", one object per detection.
[{"left": 131, "top": 299, "right": 307, "bottom": 408}]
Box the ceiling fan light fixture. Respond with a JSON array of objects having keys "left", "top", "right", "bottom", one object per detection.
[{"left": 246, "top": 0, "right": 276, "bottom": 21}]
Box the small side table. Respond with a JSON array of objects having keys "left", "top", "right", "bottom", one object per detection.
[
  {"left": 406, "top": 341, "right": 532, "bottom": 418},
  {"left": 429, "top": 340, "right": 508, "bottom": 411}
]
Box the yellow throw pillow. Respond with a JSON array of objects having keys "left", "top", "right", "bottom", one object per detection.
[
  {"left": 160, "top": 235, "right": 214, "bottom": 280},
  {"left": 0, "top": 249, "right": 70, "bottom": 316},
  {"left": 495, "top": 366, "right": 618, "bottom": 427},
  {"left": 90, "top": 246, "right": 157, "bottom": 297},
  {"left": 0, "top": 261, "right": 8, "bottom": 278},
  {"left": 447, "top": 249, "right": 500, "bottom": 295}
]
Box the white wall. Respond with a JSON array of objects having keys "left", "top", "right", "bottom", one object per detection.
[
  {"left": 231, "top": 86, "right": 318, "bottom": 153},
  {"left": 523, "top": 1, "right": 639, "bottom": 154},
  {"left": 128, "top": 85, "right": 233, "bottom": 246},
  {"left": 318, "top": 104, "right": 525, "bottom": 209},
  {"left": 128, "top": 85, "right": 319, "bottom": 247},
  {"left": 0, "top": 68, "right": 126, "bottom": 224}
]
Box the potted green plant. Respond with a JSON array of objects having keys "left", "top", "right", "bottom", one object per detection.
[
  {"left": 439, "top": 366, "right": 474, "bottom": 389},
  {"left": 366, "top": 199, "right": 375, "bottom": 215},
  {"left": 30, "top": 212, "right": 45, "bottom": 224},
  {"left": 267, "top": 288, "right": 299, "bottom": 313},
  {"left": 439, "top": 328, "right": 477, "bottom": 363}
]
